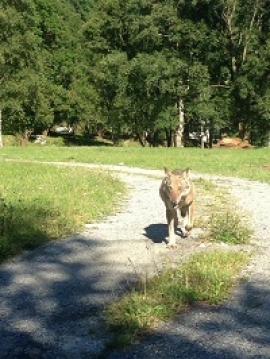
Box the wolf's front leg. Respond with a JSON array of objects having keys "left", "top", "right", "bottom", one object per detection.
[
  {"left": 166, "top": 209, "right": 176, "bottom": 247},
  {"left": 182, "top": 203, "right": 194, "bottom": 237}
]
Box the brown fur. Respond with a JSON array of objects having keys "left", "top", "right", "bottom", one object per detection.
[{"left": 159, "top": 167, "right": 195, "bottom": 247}]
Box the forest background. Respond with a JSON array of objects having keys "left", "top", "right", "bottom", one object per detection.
[{"left": 0, "top": 0, "right": 269, "bottom": 147}]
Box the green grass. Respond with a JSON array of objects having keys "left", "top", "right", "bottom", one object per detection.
[
  {"left": 106, "top": 249, "right": 250, "bottom": 347},
  {"left": 0, "top": 146, "right": 270, "bottom": 182},
  {"left": 210, "top": 212, "right": 252, "bottom": 244},
  {"left": 0, "top": 162, "right": 125, "bottom": 262},
  {"left": 193, "top": 178, "right": 252, "bottom": 245}
]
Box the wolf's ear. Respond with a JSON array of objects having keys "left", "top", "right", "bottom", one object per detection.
[
  {"left": 185, "top": 168, "right": 190, "bottom": 177},
  {"left": 164, "top": 167, "right": 170, "bottom": 174}
]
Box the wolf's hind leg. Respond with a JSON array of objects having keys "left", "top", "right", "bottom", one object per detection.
[{"left": 186, "top": 202, "right": 194, "bottom": 232}]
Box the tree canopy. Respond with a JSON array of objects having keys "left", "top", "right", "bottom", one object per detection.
[{"left": 0, "top": 0, "right": 269, "bottom": 146}]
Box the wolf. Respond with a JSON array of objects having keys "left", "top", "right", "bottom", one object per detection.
[{"left": 159, "top": 167, "right": 195, "bottom": 247}]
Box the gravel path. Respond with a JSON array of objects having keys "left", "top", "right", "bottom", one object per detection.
[{"left": 0, "top": 163, "right": 270, "bottom": 359}]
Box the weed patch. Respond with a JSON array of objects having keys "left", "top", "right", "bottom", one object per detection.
[
  {"left": 105, "top": 250, "right": 249, "bottom": 348},
  {"left": 210, "top": 212, "right": 252, "bottom": 244}
]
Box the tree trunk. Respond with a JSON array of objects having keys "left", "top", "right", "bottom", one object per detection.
[
  {"left": 165, "top": 128, "right": 174, "bottom": 147},
  {"left": 136, "top": 131, "right": 147, "bottom": 147},
  {"left": 174, "top": 98, "right": 185, "bottom": 147},
  {"left": 238, "top": 94, "right": 252, "bottom": 142},
  {"left": 42, "top": 128, "right": 49, "bottom": 137}
]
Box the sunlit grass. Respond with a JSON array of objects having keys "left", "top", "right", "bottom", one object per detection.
[
  {"left": 0, "top": 146, "right": 269, "bottom": 182},
  {"left": 0, "top": 162, "right": 125, "bottom": 262}
]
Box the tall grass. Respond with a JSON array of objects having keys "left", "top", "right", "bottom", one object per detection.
[{"left": 0, "top": 162, "right": 125, "bottom": 262}]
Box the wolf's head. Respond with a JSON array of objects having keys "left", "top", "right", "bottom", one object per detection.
[{"left": 161, "top": 168, "right": 191, "bottom": 208}]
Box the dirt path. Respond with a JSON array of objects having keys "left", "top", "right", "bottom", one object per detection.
[{"left": 0, "top": 164, "right": 270, "bottom": 359}]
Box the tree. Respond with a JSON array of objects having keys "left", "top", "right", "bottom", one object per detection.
[
  {"left": 35, "top": 0, "right": 86, "bottom": 131},
  {"left": 217, "top": 0, "right": 270, "bottom": 141},
  {"left": 1, "top": 0, "right": 268, "bottom": 146},
  {"left": 83, "top": 0, "right": 215, "bottom": 146},
  {"left": 0, "top": 0, "right": 93, "bottom": 139},
  {"left": 0, "top": 0, "right": 50, "bottom": 139}
]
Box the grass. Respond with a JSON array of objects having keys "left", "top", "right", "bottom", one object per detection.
[
  {"left": 193, "top": 178, "right": 253, "bottom": 245},
  {"left": 210, "top": 212, "right": 252, "bottom": 244},
  {"left": 0, "top": 162, "right": 125, "bottom": 262},
  {"left": 105, "top": 249, "right": 250, "bottom": 347},
  {"left": 0, "top": 146, "right": 270, "bottom": 183}
]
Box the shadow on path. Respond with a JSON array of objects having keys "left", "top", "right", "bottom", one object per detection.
[
  {"left": 144, "top": 223, "right": 167, "bottom": 243},
  {"left": 0, "top": 236, "right": 154, "bottom": 358}
]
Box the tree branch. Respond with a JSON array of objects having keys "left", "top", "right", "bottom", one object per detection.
[{"left": 242, "top": 0, "right": 259, "bottom": 64}]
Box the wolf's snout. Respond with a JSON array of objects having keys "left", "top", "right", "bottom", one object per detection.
[{"left": 172, "top": 200, "right": 178, "bottom": 208}]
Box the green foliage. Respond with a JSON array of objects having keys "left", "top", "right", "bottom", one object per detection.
[
  {"left": 0, "top": 0, "right": 94, "bottom": 138},
  {"left": 0, "top": 0, "right": 269, "bottom": 145},
  {"left": 85, "top": 0, "right": 270, "bottom": 144}
]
